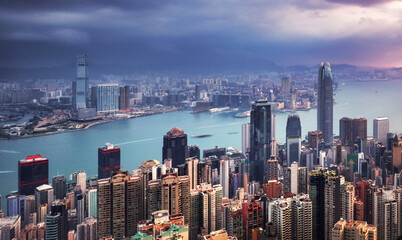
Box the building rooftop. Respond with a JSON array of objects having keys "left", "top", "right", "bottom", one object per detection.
[
  {"left": 166, "top": 127, "right": 185, "bottom": 137},
  {"left": 19, "top": 154, "right": 48, "bottom": 164},
  {"left": 36, "top": 184, "right": 53, "bottom": 192}
]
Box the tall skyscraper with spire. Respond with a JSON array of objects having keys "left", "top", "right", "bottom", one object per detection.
[
  {"left": 317, "top": 62, "right": 334, "bottom": 146},
  {"left": 249, "top": 99, "right": 273, "bottom": 183}
]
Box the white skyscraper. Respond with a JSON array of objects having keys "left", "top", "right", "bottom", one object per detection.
[
  {"left": 241, "top": 123, "right": 250, "bottom": 154},
  {"left": 374, "top": 117, "right": 389, "bottom": 147},
  {"left": 97, "top": 84, "right": 119, "bottom": 113},
  {"left": 76, "top": 171, "right": 87, "bottom": 193},
  {"left": 290, "top": 162, "right": 299, "bottom": 195},
  {"left": 220, "top": 160, "right": 230, "bottom": 198}
]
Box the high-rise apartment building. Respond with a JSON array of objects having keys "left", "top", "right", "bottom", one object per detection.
[
  {"left": 270, "top": 194, "right": 312, "bottom": 240},
  {"left": 243, "top": 201, "right": 263, "bottom": 240},
  {"left": 146, "top": 179, "right": 162, "bottom": 220},
  {"left": 249, "top": 99, "right": 273, "bottom": 183},
  {"left": 340, "top": 182, "right": 354, "bottom": 222},
  {"left": 222, "top": 200, "right": 243, "bottom": 240},
  {"left": 97, "top": 170, "right": 143, "bottom": 239},
  {"left": 97, "top": 84, "right": 119, "bottom": 113},
  {"left": 162, "top": 127, "right": 189, "bottom": 167},
  {"left": 332, "top": 219, "right": 377, "bottom": 240},
  {"left": 373, "top": 117, "right": 389, "bottom": 147},
  {"left": 76, "top": 217, "right": 97, "bottom": 240},
  {"left": 267, "top": 157, "right": 278, "bottom": 181},
  {"left": 98, "top": 143, "right": 121, "bottom": 179},
  {"left": 185, "top": 157, "right": 199, "bottom": 190},
  {"left": 317, "top": 62, "right": 334, "bottom": 146},
  {"left": 190, "top": 183, "right": 223, "bottom": 237},
  {"left": 160, "top": 173, "right": 190, "bottom": 225},
  {"left": 18, "top": 155, "right": 49, "bottom": 196},
  {"left": 74, "top": 55, "right": 89, "bottom": 109}
]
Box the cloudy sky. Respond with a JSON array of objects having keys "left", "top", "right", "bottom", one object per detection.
[{"left": 1, "top": 0, "right": 401, "bottom": 70}]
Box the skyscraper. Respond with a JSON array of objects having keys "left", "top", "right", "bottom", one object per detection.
[
  {"left": 242, "top": 201, "right": 263, "bottom": 240},
  {"left": 317, "top": 62, "right": 334, "bottom": 146},
  {"left": 162, "top": 127, "right": 189, "bottom": 167},
  {"left": 87, "top": 188, "right": 97, "bottom": 218},
  {"left": 309, "top": 170, "right": 327, "bottom": 240},
  {"left": 241, "top": 123, "right": 250, "bottom": 154},
  {"left": 52, "top": 176, "right": 67, "bottom": 200},
  {"left": 118, "top": 85, "right": 130, "bottom": 110},
  {"left": 185, "top": 157, "right": 199, "bottom": 190},
  {"left": 270, "top": 194, "right": 312, "bottom": 240},
  {"left": 249, "top": 99, "right": 273, "bottom": 183},
  {"left": 374, "top": 117, "right": 389, "bottom": 147},
  {"left": 98, "top": 143, "right": 121, "bottom": 179},
  {"left": 286, "top": 114, "right": 301, "bottom": 139},
  {"left": 339, "top": 117, "right": 367, "bottom": 146},
  {"left": 50, "top": 200, "right": 68, "bottom": 240},
  {"left": 220, "top": 159, "right": 230, "bottom": 198},
  {"left": 74, "top": 55, "right": 89, "bottom": 109},
  {"left": 287, "top": 137, "right": 301, "bottom": 166},
  {"left": 267, "top": 157, "right": 278, "bottom": 181},
  {"left": 97, "top": 84, "right": 119, "bottom": 113},
  {"left": 324, "top": 175, "right": 342, "bottom": 240},
  {"left": 281, "top": 77, "right": 291, "bottom": 96},
  {"left": 35, "top": 184, "right": 54, "bottom": 214},
  {"left": 160, "top": 172, "right": 191, "bottom": 224},
  {"left": 97, "top": 170, "right": 144, "bottom": 239},
  {"left": 18, "top": 155, "right": 49, "bottom": 196}
]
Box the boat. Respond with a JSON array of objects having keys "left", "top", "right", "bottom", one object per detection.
[
  {"left": 235, "top": 111, "right": 250, "bottom": 118},
  {"left": 192, "top": 134, "right": 212, "bottom": 138},
  {"left": 209, "top": 107, "right": 230, "bottom": 113}
]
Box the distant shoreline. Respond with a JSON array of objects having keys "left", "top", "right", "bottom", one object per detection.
[{"left": 0, "top": 108, "right": 179, "bottom": 140}]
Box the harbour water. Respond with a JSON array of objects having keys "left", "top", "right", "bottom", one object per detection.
[{"left": 1, "top": 80, "right": 402, "bottom": 208}]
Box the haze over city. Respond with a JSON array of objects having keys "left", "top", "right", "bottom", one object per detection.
[{"left": 1, "top": 0, "right": 402, "bottom": 71}]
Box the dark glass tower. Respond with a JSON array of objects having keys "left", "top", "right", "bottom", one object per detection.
[
  {"left": 249, "top": 99, "right": 273, "bottom": 183},
  {"left": 340, "top": 117, "right": 367, "bottom": 147},
  {"left": 317, "top": 62, "right": 334, "bottom": 146},
  {"left": 162, "top": 127, "right": 189, "bottom": 167},
  {"left": 309, "top": 170, "right": 327, "bottom": 240},
  {"left": 52, "top": 176, "right": 67, "bottom": 200},
  {"left": 18, "top": 155, "right": 49, "bottom": 196},
  {"left": 286, "top": 114, "right": 301, "bottom": 139},
  {"left": 50, "top": 200, "right": 68, "bottom": 240},
  {"left": 98, "top": 143, "right": 121, "bottom": 179}
]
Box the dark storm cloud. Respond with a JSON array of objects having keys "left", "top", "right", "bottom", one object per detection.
[{"left": 0, "top": 0, "right": 401, "bottom": 69}]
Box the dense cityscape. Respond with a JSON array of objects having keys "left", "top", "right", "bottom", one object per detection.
[
  {"left": 0, "top": 56, "right": 401, "bottom": 240},
  {"left": 2, "top": 0, "right": 402, "bottom": 240}
]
